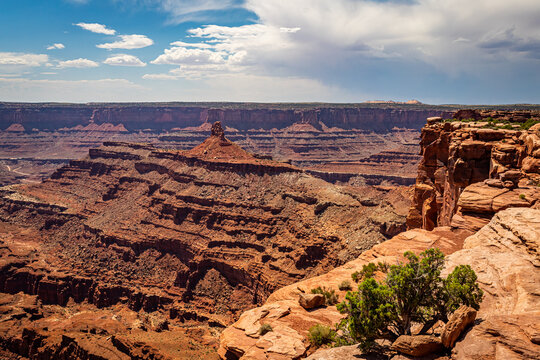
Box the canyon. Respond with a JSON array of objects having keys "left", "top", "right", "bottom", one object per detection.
[
  {"left": 219, "top": 112, "right": 540, "bottom": 359},
  {"left": 0, "top": 121, "right": 411, "bottom": 359},
  {"left": 0, "top": 102, "right": 455, "bottom": 187},
  {"left": 0, "top": 105, "right": 539, "bottom": 359}
]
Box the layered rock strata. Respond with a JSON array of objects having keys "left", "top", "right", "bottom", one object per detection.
[
  {"left": 0, "top": 123, "right": 411, "bottom": 358},
  {"left": 0, "top": 103, "right": 452, "bottom": 132},
  {"left": 407, "top": 118, "right": 540, "bottom": 232},
  {"left": 0, "top": 103, "right": 454, "bottom": 186},
  {"left": 0, "top": 121, "right": 423, "bottom": 187}
]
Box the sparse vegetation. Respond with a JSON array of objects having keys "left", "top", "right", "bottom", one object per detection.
[
  {"left": 444, "top": 115, "right": 540, "bottom": 131},
  {"left": 331, "top": 248, "right": 483, "bottom": 350},
  {"left": 521, "top": 118, "right": 540, "bottom": 130},
  {"left": 338, "top": 280, "right": 352, "bottom": 291},
  {"left": 311, "top": 286, "right": 339, "bottom": 305},
  {"left": 519, "top": 194, "right": 526, "bottom": 200},
  {"left": 259, "top": 323, "right": 273, "bottom": 335},
  {"left": 308, "top": 324, "right": 335, "bottom": 347}
]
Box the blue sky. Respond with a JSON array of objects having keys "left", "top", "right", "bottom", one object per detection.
[{"left": 0, "top": 0, "right": 539, "bottom": 104}]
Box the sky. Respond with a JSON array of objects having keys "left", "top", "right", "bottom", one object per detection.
[{"left": 0, "top": 0, "right": 539, "bottom": 104}]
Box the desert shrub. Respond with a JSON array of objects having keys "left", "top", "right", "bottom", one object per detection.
[
  {"left": 520, "top": 194, "right": 526, "bottom": 200},
  {"left": 258, "top": 323, "right": 273, "bottom": 335},
  {"left": 308, "top": 324, "right": 335, "bottom": 347},
  {"left": 311, "top": 286, "right": 339, "bottom": 305},
  {"left": 521, "top": 118, "right": 540, "bottom": 130},
  {"left": 351, "top": 262, "right": 388, "bottom": 283},
  {"left": 338, "top": 280, "right": 352, "bottom": 291},
  {"left": 335, "top": 248, "right": 483, "bottom": 350}
]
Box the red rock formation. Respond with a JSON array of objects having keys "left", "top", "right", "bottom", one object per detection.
[
  {"left": 0, "top": 104, "right": 450, "bottom": 186},
  {"left": 4, "top": 123, "right": 25, "bottom": 132},
  {"left": 0, "top": 124, "right": 411, "bottom": 358},
  {"left": 407, "top": 114, "right": 540, "bottom": 232},
  {"left": 0, "top": 102, "right": 452, "bottom": 132},
  {"left": 218, "top": 207, "right": 540, "bottom": 360},
  {"left": 218, "top": 226, "right": 469, "bottom": 359}
]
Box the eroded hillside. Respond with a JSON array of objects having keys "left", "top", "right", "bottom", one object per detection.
[{"left": 0, "top": 122, "right": 411, "bottom": 359}]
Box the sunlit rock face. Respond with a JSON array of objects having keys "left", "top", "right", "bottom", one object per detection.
[{"left": 408, "top": 110, "right": 540, "bottom": 232}]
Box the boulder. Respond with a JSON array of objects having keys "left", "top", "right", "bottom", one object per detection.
[
  {"left": 476, "top": 128, "right": 506, "bottom": 141},
  {"left": 457, "top": 182, "right": 508, "bottom": 213},
  {"left": 529, "top": 122, "right": 540, "bottom": 133},
  {"left": 299, "top": 293, "right": 325, "bottom": 309},
  {"left": 525, "top": 134, "right": 540, "bottom": 155},
  {"left": 484, "top": 178, "right": 503, "bottom": 188},
  {"left": 305, "top": 344, "right": 363, "bottom": 359},
  {"left": 441, "top": 305, "right": 477, "bottom": 348},
  {"left": 500, "top": 170, "right": 522, "bottom": 185},
  {"left": 523, "top": 156, "right": 540, "bottom": 173},
  {"left": 391, "top": 335, "right": 443, "bottom": 356}
]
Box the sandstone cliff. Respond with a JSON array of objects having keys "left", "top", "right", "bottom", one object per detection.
[
  {"left": 0, "top": 103, "right": 452, "bottom": 132},
  {"left": 407, "top": 114, "right": 540, "bottom": 232}
]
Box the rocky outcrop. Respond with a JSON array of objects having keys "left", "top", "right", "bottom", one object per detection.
[
  {"left": 219, "top": 208, "right": 540, "bottom": 359},
  {"left": 407, "top": 115, "right": 540, "bottom": 232},
  {"left": 0, "top": 103, "right": 452, "bottom": 186},
  {"left": 218, "top": 227, "right": 468, "bottom": 359},
  {"left": 444, "top": 207, "right": 540, "bottom": 359}
]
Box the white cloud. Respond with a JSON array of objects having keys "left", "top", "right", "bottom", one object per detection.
[
  {"left": 0, "top": 77, "right": 146, "bottom": 102},
  {"left": 75, "top": 22, "right": 116, "bottom": 35},
  {"left": 142, "top": 73, "right": 178, "bottom": 80},
  {"left": 280, "top": 27, "right": 300, "bottom": 33},
  {"left": 150, "top": 0, "right": 243, "bottom": 23},
  {"left": 47, "top": 43, "right": 65, "bottom": 50},
  {"left": 152, "top": 47, "right": 226, "bottom": 65},
  {"left": 0, "top": 52, "right": 48, "bottom": 66},
  {"left": 241, "top": 0, "right": 540, "bottom": 71},
  {"left": 57, "top": 58, "right": 99, "bottom": 68},
  {"left": 170, "top": 41, "right": 213, "bottom": 49},
  {"left": 104, "top": 54, "right": 146, "bottom": 66},
  {"left": 97, "top": 34, "right": 154, "bottom": 49}
]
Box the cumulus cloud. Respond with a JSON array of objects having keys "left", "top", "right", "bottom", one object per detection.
[
  {"left": 0, "top": 52, "right": 49, "bottom": 67},
  {"left": 75, "top": 22, "right": 116, "bottom": 35},
  {"left": 57, "top": 58, "right": 99, "bottom": 68},
  {"left": 151, "top": 23, "right": 293, "bottom": 78},
  {"left": 47, "top": 43, "right": 65, "bottom": 50},
  {"left": 104, "top": 54, "right": 146, "bottom": 66},
  {"left": 280, "top": 27, "right": 300, "bottom": 33},
  {"left": 152, "top": 47, "right": 226, "bottom": 65},
  {"left": 97, "top": 34, "right": 154, "bottom": 49},
  {"left": 144, "top": 0, "right": 540, "bottom": 102}
]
